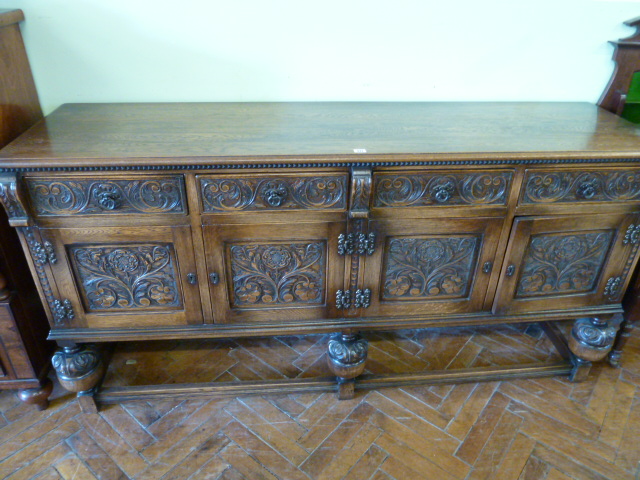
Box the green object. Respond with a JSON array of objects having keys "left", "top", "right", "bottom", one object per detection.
[{"left": 621, "top": 71, "right": 640, "bottom": 123}]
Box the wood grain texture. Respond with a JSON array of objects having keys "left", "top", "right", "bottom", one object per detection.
[
  {"left": 1, "top": 323, "right": 639, "bottom": 479},
  {"left": 2, "top": 103, "right": 640, "bottom": 168}
]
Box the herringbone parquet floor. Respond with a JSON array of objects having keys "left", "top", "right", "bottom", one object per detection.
[{"left": 1, "top": 323, "right": 640, "bottom": 480}]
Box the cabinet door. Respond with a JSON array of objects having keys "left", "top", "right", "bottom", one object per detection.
[
  {"left": 363, "top": 217, "right": 504, "bottom": 317},
  {"left": 493, "top": 213, "right": 640, "bottom": 314},
  {"left": 43, "top": 226, "right": 203, "bottom": 328},
  {"left": 203, "top": 222, "right": 345, "bottom": 323}
]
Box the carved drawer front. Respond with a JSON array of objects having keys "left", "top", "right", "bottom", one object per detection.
[
  {"left": 362, "top": 217, "right": 504, "bottom": 317},
  {"left": 521, "top": 168, "right": 640, "bottom": 205},
  {"left": 198, "top": 172, "right": 348, "bottom": 213},
  {"left": 493, "top": 212, "right": 640, "bottom": 314},
  {"left": 203, "top": 222, "right": 345, "bottom": 323},
  {"left": 39, "top": 226, "right": 202, "bottom": 328},
  {"left": 25, "top": 175, "right": 187, "bottom": 216},
  {"left": 372, "top": 170, "right": 513, "bottom": 210}
]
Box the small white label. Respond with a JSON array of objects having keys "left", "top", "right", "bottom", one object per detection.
[
  {"left": 353, "top": 148, "right": 367, "bottom": 153},
  {"left": 125, "top": 359, "right": 137, "bottom": 365}
]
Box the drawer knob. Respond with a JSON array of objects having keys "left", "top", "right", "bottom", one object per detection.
[
  {"left": 576, "top": 181, "right": 598, "bottom": 200},
  {"left": 96, "top": 190, "right": 122, "bottom": 210},
  {"left": 482, "top": 261, "right": 492, "bottom": 274},
  {"left": 262, "top": 182, "right": 288, "bottom": 207},
  {"left": 209, "top": 272, "right": 220, "bottom": 285},
  {"left": 432, "top": 183, "right": 454, "bottom": 203},
  {"left": 505, "top": 264, "right": 516, "bottom": 277}
]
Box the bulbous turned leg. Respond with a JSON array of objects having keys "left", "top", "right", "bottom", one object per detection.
[
  {"left": 18, "top": 378, "right": 53, "bottom": 411},
  {"left": 569, "top": 317, "right": 620, "bottom": 382},
  {"left": 52, "top": 344, "right": 105, "bottom": 413},
  {"left": 327, "top": 333, "right": 368, "bottom": 400}
]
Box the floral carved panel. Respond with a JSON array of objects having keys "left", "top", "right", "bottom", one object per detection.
[
  {"left": 382, "top": 236, "right": 480, "bottom": 300},
  {"left": 522, "top": 170, "right": 640, "bottom": 204},
  {"left": 200, "top": 175, "right": 347, "bottom": 212},
  {"left": 516, "top": 231, "right": 614, "bottom": 297},
  {"left": 373, "top": 171, "right": 512, "bottom": 208},
  {"left": 69, "top": 244, "right": 182, "bottom": 311},
  {"left": 27, "top": 176, "right": 186, "bottom": 215},
  {"left": 228, "top": 242, "right": 326, "bottom": 307}
]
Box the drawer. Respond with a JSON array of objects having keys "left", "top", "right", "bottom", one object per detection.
[
  {"left": 25, "top": 175, "right": 187, "bottom": 217},
  {"left": 520, "top": 168, "right": 640, "bottom": 205},
  {"left": 199, "top": 172, "right": 348, "bottom": 213},
  {"left": 372, "top": 170, "right": 513, "bottom": 209}
]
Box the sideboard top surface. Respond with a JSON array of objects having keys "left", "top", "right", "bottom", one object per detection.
[{"left": 2, "top": 102, "right": 640, "bottom": 169}]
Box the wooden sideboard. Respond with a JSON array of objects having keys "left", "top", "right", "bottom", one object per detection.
[
  {"left": 1, "top": 102, "right": 639, "bottom": 411},
  {"left": 0, "top": 9, "right": 52, "bottom": 410}
]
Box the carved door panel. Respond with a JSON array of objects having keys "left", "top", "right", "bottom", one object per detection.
[
  {"left": 363, "top": 217, "right": 504, "bottom": 317},
  {"left": 493, "top": 213, "right": 640, "bottom": 314},
  {"left": 203, "top": 222, "right": 344, "bottom": 323},
  {"left": 40, "top": 226, "right": 203, "bottom": 328}
]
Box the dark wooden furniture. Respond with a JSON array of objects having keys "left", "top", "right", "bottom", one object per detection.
[
  {"left": 0, "top": 9, "right": 52, "bottom": 410},
  {"left": 1, "top": 102, "right": 639, "bottom": 410}
]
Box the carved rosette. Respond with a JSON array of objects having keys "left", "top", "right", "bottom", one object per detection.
[
  {"left": 52, "top": 344, "right": 105, "bottom": 393},
  {"left": 374, "top": 171, "right": 512, "bottom": 207},
  {"left": 569, "top": 317, "right": 619, "bottom": 362},
  {"left": 516, "top": 231, "right": 613, "bottom": 297},
  {"left": 327, "top": 334, "right": 368, "bottom": 380},
  {"left": 200, "top": 175, "right": 347, "bottom": 212},
  {"left": 383, "top": 236, "right": 479, "bottom": 300},
  {"left": 523, "top": 170, "right": 640, "bottom": 204},
  {"left": 26, "top": 177, "right": 186, "bottom": 215}
]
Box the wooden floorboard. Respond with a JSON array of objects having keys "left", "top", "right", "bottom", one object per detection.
[{"left": 2, "top": 323, "right": 640, "bottom": 480}]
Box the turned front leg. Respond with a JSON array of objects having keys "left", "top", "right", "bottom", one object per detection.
[
  {"left": 569, "top": 316, "right": 620, "bottom": 381},
  {"left": 327, "top": 333, "right": 368, "bottom": 400},
  {"left": 52, "top": 343, "right": 105, "bottom": 413}
]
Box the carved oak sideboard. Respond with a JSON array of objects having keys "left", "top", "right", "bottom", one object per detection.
[{"left": 0, "top": 102, "right": 639, "bottom": 411}]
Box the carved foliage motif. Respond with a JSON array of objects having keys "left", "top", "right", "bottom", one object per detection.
[
  {"left": 374, "top": 172, "right": 512, "bottom": 207},
  {"left": 572, "top": 318, "right": 617, "bottom": 349},
  {"left": 200, "top": 175, "right": 347, "bottom": 212},
  {"left": 70, "top": 244, "right": 182, "bottom": 311},
  {"left": 327, "top": 334, "right": 368, "bottom": 366},
  {"left": 52, "top": 345, "right": 101, "bottom": 380},
  {"left": 229, "top": 242, "right": 325, "bottom": 307},
  {"left": 516, "top": 231, "right": 614, "bottom": 297},
  {"left": 382, "top": 236, "right": 480, "bottom": 300},
  {"left": 523, "top": 170, "right": 640, "bottom": 204},
  {"left": 27, "top": 177, "right": 186, "bottom": 215}
]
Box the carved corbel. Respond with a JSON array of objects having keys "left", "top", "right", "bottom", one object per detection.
[
  {"left": 349, "top": 167, "right": 372, "bottom": 219},
  {"left": 0, "top": 173, "right": 30, "bottom": 226}
]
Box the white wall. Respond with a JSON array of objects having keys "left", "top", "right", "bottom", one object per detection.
[{"left": 1, "top": 0, "right": 639, "bottom": 114}]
